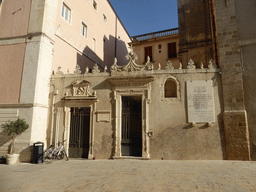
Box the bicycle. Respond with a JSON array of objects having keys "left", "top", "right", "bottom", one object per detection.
[{"left": 44, "top": 140, "right": 69, "bottom": 163}]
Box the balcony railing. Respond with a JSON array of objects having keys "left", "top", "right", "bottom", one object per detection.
[{"left": 132, "top": 28, "right": 179, "bottom": 42}]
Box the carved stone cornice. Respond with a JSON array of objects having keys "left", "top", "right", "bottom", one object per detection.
[
  {"left": 62, "top": 96, "right": 97, "bottom": 101},
  {"left": 108, "top": 76, "right": 155, "bottom": 87}
]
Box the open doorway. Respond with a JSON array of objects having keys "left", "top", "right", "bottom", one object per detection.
[
  {"left": 121, "top": 96, "right": 142, "bottom": 157},
  {"left": 69, "top": 107, "right": 90, "bottom": 158}
]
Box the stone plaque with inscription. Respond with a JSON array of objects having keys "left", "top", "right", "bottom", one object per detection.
[
  {"left": 186, "top": 80, "right": 215, "bottom": 123},
  {"left": 96, "top": 111, "right": 111, "bottom": 122}
]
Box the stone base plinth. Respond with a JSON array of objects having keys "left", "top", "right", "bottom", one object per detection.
[{"left": 223, "top": 110, "right": 251, "bottom": 160}]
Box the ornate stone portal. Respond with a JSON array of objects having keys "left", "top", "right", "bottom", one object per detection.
[
  {"left": 109, "top": 49, "right": 154, "bottom": 159},
  {"left": 60, "top": 80, "right": 98, "bottom": 159}
]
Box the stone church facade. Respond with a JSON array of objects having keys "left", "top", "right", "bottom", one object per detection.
[
  {"left": 1, "top": 0, "right": 256, "bottom": 161},
  {"left": 51, "top": 50, "right": 223, "bottom": 160}
]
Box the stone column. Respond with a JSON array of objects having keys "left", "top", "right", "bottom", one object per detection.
[
  {"left": 214, "top": 0, "right": 250, "bottom": 160},
  {"left": 19, "top": 0, "right": 58, "bottom": 148}
]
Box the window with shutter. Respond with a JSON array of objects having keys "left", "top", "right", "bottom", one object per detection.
[
  {"left": 168, "top": 43, "right": 177, "bottom": 58},
  {"left": 144, "top": 46, "right": 153, "bottom": 62}
]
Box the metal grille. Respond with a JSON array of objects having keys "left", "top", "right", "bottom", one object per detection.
[
  {"left": 69, "top": 108, "right": 90, "bottom": 149},
  {"left": 122, "top": 113, "right": 130, "bottom": 140}
]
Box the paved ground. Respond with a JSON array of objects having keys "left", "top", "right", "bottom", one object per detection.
[{"left": 1, "top": 159, "right": 256, "bottom": 192}]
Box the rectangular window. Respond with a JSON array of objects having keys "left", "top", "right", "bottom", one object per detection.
[
  {"left": 92, "top": 38, "right": 96, "bottom": 52},
  {"left": 81, "top": 22, "right": 88, "bottom": 38},
  {"left": 168, "top": 42, "right": 177, "bottom": 58},
  {"left": 145, "top": 46, "right": 153, "bottom": 62},
  {"left": 61, "top": 3, "right": 71, "bottom": 23},
  {"left": 93, "top": 0, "right": 97, "bottom": 11}
]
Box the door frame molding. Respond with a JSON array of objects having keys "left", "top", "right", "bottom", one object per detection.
[
  {"left": 108, "top": 76, "right": 154, "bottom": 159},
  {"left": 62, "top": 100, "right": 97, "bottom": 159}
]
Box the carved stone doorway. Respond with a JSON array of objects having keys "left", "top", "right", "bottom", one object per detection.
[
  {"left": 121, "top": 96, "right": 142, "bottom": 157},
  {"left": 69, "top": 107, "right": 90, "bottom": 158}
]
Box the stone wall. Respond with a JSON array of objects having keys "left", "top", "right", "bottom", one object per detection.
[
  {"left": 50, "top": 54, "right": 224, "bottom": 160},
  {"left": 214, "top": 0, "right": 250, "bottom": 160},
  {"left": 234, "top": 0, "right": 256, "bottom": 160},
  {"left": 178, "top": 0, "right": 214, "bottom": 68}
]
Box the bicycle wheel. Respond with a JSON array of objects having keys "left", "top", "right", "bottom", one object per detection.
[
  {"left": 63, "top": 149, "right": 69, "bottom": 161},
  {"left": 43, "top": 149, "right": 53, "bottom": 164},
  {"left": 56, "top": 150, "right": 69, "bottom": 161},
  {"left": 56, "top": 151, "right": 64, "bottom": 160}
]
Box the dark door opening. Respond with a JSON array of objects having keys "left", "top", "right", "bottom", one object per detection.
[
  {"left": 121, "top": 96, "right": 142, "bottom": 157},
  {"left": 69, "top": 107, "right": 90, "bottom": 158}
]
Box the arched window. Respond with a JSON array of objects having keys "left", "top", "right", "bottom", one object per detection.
[{"left": 164, "top": 79, "right": 177, "bottom": 98}]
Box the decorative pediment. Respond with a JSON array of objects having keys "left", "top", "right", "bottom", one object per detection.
[
  {"left": 110, "top": 46, "right": 152, "bottom": 73},
  {"left": 71, "top": 80, "right": 96, "bottom": 97}
]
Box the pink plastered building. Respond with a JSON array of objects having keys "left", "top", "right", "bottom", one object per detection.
[{"left": 0, "top": 0, "right": 130, "bottom": 161}]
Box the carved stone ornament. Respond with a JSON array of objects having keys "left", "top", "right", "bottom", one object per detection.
[
  {"left": 92, "top": 63, "right": 100, "bottom": 73},
  {"left": 200, "top": 62, "right": 204, "bottom": 69},
  {"left": 187, "top": 59, "right": 196, "bottom": 69},
  {"left": 74, "top": 65, "right": 82, "bottom": 74},
  {"left": 110, "top": 46, "right": 145, "bottom": 72},
  {"left": 56, "top": 66, "right": 64, "bottom": 74},
  {"left": 165, "top": 60, "right": 174, "bottom": 70},
  {"left": 72, "top": 80, "right": 94, "bottom": 97},
  {"left": 158, "top": 63, "right": 161, "bottom": 70},
  {"left": 208, "top": 59, "right": 217, "bottom": 69},
  {"left": 85, "top": 66, "right": 89, "bottom": 74},
  {"left": 145, "top": 56, "right": 154, "bottom": 71},
  {"left": 104, "top": 65, "right": 107, "bottom": 72},
  {"left": 179, "top": 62, "right": 183, "bottom": 70},
  {"left": 110, "top": 58, "right": 120, "bottom": 72}
]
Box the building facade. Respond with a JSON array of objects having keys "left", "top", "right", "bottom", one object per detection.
[
  {"left": 0, "top": 0, "right": 255, "bottom": 161},
  {"left": 178, "top": 0, "right": 255, "bottom": 160},
  {"left": 0, "top": 0, "right": 130, "bottom": 161},
  {"left": 130, "top": 28, "right": 179, "bottom": 70},
  {"left": 50, "top": 50, "right": 223, "bottom": 160}
]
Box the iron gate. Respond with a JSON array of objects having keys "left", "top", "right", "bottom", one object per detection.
[
  {"left": 121, "top": 96, "right": 142, "bottom": 157},
  {"left": 69, "top": 107, "right": 90, "bottom": 158}
]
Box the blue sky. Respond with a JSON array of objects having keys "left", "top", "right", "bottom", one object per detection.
[{"left": 108, "top": 0, "right": 178, "bottom": 37}]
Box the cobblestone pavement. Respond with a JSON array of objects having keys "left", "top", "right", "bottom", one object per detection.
[{"left": 1, "top": 160, "right": 256, "bottom": 192}]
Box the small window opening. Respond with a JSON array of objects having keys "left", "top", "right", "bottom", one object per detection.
[
  {"left": 168, "top": 42, "right": 177, "bottom": 58},
  {"left": 165, "top": 79, "right": 177, "bottom": 98},
  {"left": 81, "top": 22, "right": 88, "bottom": 38},
  {"left": 61, "top": 3, "right": 71, "bottom": 23}
]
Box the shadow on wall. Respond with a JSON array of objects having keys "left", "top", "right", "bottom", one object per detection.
[
  {"left": 0, "top": 131, "right": 11, "bottom": 154},
  {"left": 76, "top": 34, "right": 128, "bottom": 73},
  {"left": 0, "top": 131, "right": 33, "bottom": 162}
]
